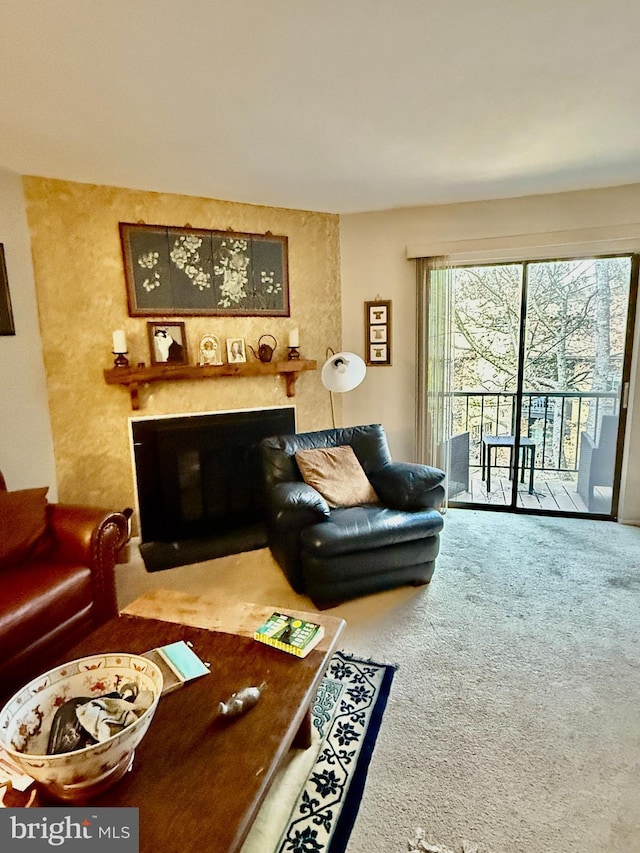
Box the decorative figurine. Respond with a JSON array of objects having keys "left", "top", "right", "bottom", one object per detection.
[
  {"left": 218, "top": 682, "right": 266, "bottom": 718},
  {"left": 199, "top": 334, "right": 223, "bottom": 365}
]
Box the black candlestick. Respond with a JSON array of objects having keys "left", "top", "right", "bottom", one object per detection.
[
  {"left": 113, "top": 352, "right": 130, "bottom": 368},
  {"left": 287, "top": 346, "right": 300, "bottom": 360}
]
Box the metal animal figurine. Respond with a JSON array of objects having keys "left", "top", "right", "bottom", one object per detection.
[{"left": 218, "top": 682, "right": 266, "bottom": 718}]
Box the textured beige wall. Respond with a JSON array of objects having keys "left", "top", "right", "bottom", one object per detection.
[
  {"left": 23, "top": 177, "right": 341, "bottom": 514},
  {"left": 0, "top": 168, "right": 57, "bottom": 495}
]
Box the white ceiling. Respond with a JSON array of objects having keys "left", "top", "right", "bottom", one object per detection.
[{"left": 2, "top": 1, "right": 640, "bottom": 214}]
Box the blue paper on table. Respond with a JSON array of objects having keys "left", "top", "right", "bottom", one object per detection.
[
  {"left": 159, "top": 641, "right": 210, "bottom": 680},
  {"left": 143, "top": 641, "right": 210, "bottom": 694}
]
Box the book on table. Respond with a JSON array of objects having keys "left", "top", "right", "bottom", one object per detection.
[{"left": 254, "top": 612, "right": 325, "bottom": 658}]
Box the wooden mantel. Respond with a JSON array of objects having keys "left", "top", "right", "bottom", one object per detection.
[{"left": 104, "top": 358, "right": 317, "bottom": 410}]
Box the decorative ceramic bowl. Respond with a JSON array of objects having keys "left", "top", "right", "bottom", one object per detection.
[{"left": 0, "top": 653, "right": 163, "bottom": 801}]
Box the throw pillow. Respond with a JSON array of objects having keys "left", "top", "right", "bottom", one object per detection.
[
  {"left": 0, "top": 486, "right": 51, "bottom": 567},
  {"left": 295, "top": 445, "right": 379, "bottom": 508}
]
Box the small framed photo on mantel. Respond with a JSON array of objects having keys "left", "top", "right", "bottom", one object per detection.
[
  {"left": 365, "top": 299, "right": 391, "bottom": 366},
  {"left": 148, "top": 321, "right": 188, "bottom": 366},
  {"left": 226, "top": 337, "right": 247, "bottom": 363}
]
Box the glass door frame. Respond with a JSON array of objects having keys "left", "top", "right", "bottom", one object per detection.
[{"left": 449, "top": 252, "right": 639, "bottom": 520}]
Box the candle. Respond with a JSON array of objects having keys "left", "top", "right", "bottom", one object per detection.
[
  {"left": 288, "top": 328, "right": 299, "bottom": 348},
  {"left": 112, "top": 330, "right": 127, "bottom": 353}
]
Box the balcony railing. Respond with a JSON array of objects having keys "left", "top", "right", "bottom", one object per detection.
[{"left": 451, "top": 391, "right": 619, "bottom": 474}]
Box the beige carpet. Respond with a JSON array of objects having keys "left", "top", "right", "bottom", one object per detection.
[
  {"left": 116, "top": 509, "right": 640, "bottom": 852},
  {"left": 407, "top": 830, "right": 497, "bottom": 853}
]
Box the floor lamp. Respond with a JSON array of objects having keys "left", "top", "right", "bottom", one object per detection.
[{"left": 321, "top": 349, "right": 367, "bottom": 427}]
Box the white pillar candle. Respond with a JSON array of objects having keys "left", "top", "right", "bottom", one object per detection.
[
  {"left": 288, "top": 327, "right": 299, "bottom": 348},
  {"left": 112, "top": 330, "right": 127, "bottom": 353}
]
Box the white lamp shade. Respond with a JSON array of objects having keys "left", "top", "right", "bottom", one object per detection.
[{"left": 321, "top": 351, "right": 366, "bottom": 393}]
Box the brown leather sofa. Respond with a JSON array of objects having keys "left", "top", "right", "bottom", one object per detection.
[{"left": 0, "top": 471, "right": 129, "bottom": 702}]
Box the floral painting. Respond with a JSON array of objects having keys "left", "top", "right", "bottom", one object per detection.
[{"left": 120, "top": 223, "right": 289, "bottom": 317}]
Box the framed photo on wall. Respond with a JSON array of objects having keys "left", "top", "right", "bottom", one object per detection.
[
  {"left": 120, "top": 223, "right": 289, "bottom": 318},
  {"left": 147, "top": 321, "right": 188, "bottom": 366},
  {"left": 365, "top": 299, "right": 391, "bottom": 365},
  {"left": 0, "top": 244, "right": 15, "bottom": 336}
]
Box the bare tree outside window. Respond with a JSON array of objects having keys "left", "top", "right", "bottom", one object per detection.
[{"left": 449, "top": 255, "right": 632, "bottom": 512}]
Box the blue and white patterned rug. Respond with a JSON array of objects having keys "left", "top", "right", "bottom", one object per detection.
[{"left": 274, "top": 651, "right": 397, "bottom": 853}]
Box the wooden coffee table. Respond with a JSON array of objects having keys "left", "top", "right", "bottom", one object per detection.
[{"left": 26, "top": 595, "right": 345, "bottom": 853}]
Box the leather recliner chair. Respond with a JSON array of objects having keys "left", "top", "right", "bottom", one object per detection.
[
  {"left": 260, "top": 423, "right": 445, "bottom": 609},
  {"left": 0, "top": 470, "right": 129, "bottom": 702}
]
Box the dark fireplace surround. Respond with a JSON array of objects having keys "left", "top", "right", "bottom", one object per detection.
[{"left": 132, "top": 407, "right": 296, "bottom": 564}]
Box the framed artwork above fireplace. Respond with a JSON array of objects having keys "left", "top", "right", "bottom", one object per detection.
[{"left": 120, "top": 222, "right": 289, "bottom": 317}]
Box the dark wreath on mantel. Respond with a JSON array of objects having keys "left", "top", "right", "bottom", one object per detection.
[{"left": 120, "top": 222, "right": 289, "bottom": 317}]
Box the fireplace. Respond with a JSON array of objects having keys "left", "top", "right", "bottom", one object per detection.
[{"left": 131, "top": 407, "right": 296, "bottom": 567}]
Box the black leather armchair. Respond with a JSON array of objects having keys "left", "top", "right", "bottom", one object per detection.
[{"left": 260, "top": 424, "right": 445, "bottom": 609}]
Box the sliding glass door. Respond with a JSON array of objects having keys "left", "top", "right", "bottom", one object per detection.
[{"left": 448, "top": 254, "right": 637, "bottom": 517}]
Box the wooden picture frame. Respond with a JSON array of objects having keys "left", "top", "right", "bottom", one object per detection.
[
  {"left": 365, "top": 299, "right": 391, "bottom": 365},
  {"left": 120, "top": 223, "right": 289, "bottom": 318},
  {"left": 226, "top": 337, "right": 247, "bottom": 364},
  {"left": 0, "top": 244, "right": 15, "bottom": 336},
  {"left": 147, "top": 321, "right": 188, "bottom": 366}
]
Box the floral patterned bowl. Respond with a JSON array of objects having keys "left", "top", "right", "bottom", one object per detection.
[{"left": 0, "top": 653, "right": 163, "bottom": 801}]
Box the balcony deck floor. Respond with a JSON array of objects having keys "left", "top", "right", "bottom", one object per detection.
[{"left": 451, "top": 468, "right": 612, "bottom": 513}]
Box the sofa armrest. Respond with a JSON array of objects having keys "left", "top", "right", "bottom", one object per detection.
[
  {"left": 369, "top": 462, "right": 445, "bottom": 511},
  {"left": 266, "top": 482, "right": 331, "bottom": 528},
  {"left": 48, "top": 505, "right": 129, "bottom": 620}
]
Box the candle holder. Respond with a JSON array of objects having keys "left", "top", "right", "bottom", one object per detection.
[
  {"left": 113, "top": 351, "right": 130, "bottom": 368},
  {"left": 287, "top": 346, "right": 300, "bottom": 360}
]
